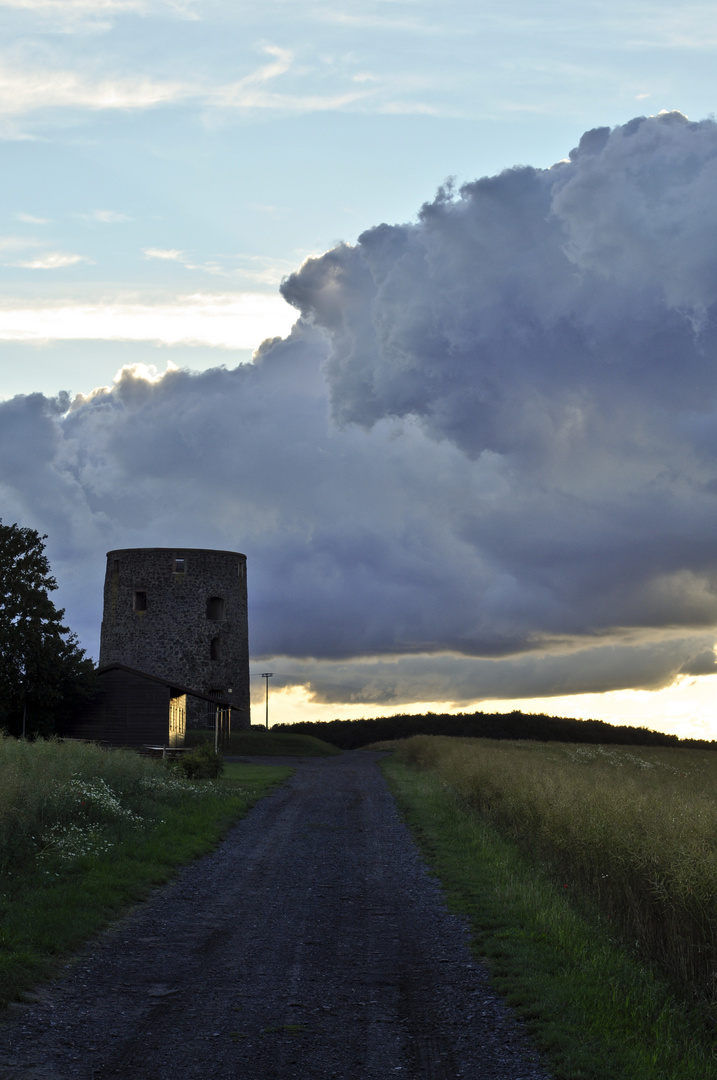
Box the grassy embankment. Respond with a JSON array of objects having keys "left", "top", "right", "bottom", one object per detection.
[
  {"left": 0, "top": 735, "right": 291, "bottom": 1008},
  {"left": 382, "top": 737, "right": 717, "bottom": 1080},
  {"left": 185, "top": 727, "right": 342, "bottom": 757}
]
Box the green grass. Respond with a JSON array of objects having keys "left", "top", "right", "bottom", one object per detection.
[
  {"left": 382, "top": 755, "right": 717, "bottom": 1080},
  {"left": 0, "top": 736, "right": 291, "bottom": 1008},
  {"left": 391, "top": 736, "right": 717, "bottom": 1003},
  {"left": 186, "top": 728, "right": 342, "bottom": 757}
]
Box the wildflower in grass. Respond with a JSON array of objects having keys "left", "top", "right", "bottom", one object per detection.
[
  {"left": 138, "top": 774, "right": 213, "bottom": 798},
  {"left": 61, "top": 778, "right": 143, "bottom": 823},
  {"left": 40, "top": 822, "right": 115, "bottom": 861}
]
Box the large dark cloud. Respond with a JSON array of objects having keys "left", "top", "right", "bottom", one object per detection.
[
  {"left": 283, "top": 111, "right": 717, "bottom": 450},
  {"left": 2, "top": 111, "right": 717, "bottom": 707}
]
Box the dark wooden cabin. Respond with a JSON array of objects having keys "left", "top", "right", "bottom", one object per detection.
[{"left": 66, "top": 663, "right": 232, "bottom": 750}]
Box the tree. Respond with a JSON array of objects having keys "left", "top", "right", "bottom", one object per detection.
[{"left": 0, "top": 521, "right": 96, "bottom": 737}]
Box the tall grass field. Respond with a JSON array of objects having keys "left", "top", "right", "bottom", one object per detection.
[
  {"left": 0, "top": 735, "right": 291, "bottom": 1007},
  {"left": 393, "top": 736, "right": 717, "bottom": 1005}
]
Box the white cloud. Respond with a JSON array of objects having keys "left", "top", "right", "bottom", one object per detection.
[
  {"left": 0, "top": 291, "right": 297, "bottom": 346},
  {"left": 142, "top": 247, "right": 224, "bottom": 275},
  {"left": 15, "top": 212, "right": 50, "bottom": 224},
  {"left": 11, "top": 252, "right": 92, "bottom": 268},
  {"left": 0, "top": 64, "right": 190, "bottom": 116},
  {"left": 143, "top": 247, "right": 184, "bottom": 261},
  {"left": 0, "top": 234, "right": 91, "bottom": 268},
  {"left": 0, "top": 45, "right": 395, "bottom": 122},
  {"left": 76, "top": 209, "right": 131, "bottom": 223},
  {"left": 0, "top": 234, "right": 40, "bottom": 251},
  {"left": 0, "top": 0, "right": 197, "bottom": 15},
  {"left": 0, "top": 0, "right": 141, "bottom": 8},
  {"left": 142, "top": 246, "right": 295, "bottom": 283},
  {"left": 322, "top": 9, "right": 442, "bottom": 34}
]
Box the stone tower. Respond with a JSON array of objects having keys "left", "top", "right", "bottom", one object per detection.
[{"left": 99, "top": 547, "right": 250, "bottom": 729}]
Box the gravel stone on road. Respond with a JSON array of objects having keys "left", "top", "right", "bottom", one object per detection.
[{"left": 0, "top": 751, "right": 551, "bottom": 1080}]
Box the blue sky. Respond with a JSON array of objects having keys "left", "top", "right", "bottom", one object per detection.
[{"left": 2, "top": 0, "right": 717, "bottom": 736}]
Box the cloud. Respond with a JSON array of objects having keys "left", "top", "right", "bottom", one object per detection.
[
  {"left": 143, "top": 248, "right": 184, "bottom": 261},
  {"left": 11, "top": 252, "right": 92, "bottom": 269},
  {"left": 0, "top": 292, "right": 296, "bottom": 346},
  {"left": 0, "top": 234, "right": 91, "bottom": 268},
  {"left": 0, "top": 44, "right": 425, "bottom": 125},
  {"left": 0, "top": 0, "right": 197, "bottom": 19},
  {"left": 0, "top": 234, "right": 40, "bottom": 251},
  {"left": 15, "top": 212, "right": 50, "bottom": 224},
  {"left": 76, "top": 209, "right": 131, "bottom": 223},
  {"left": 258, "top": 635, "right": 717, "bottom": 707},
  {"left": 0, "top": 0, "right": 141, "bottom": 8},
  {"left": 0, "top": 64, "right": 190, "bottom": 116},
  {"left": 0, "top": 0, "right": 144, "bottom": 11},
  {"left": 142, "top": 246, "right": 298, "bottom": 284},
  {"left": 0, "top": 46, "right": 317, "bottom": 124},
  {"left": 3, "top": 112, "right": 717, "bottom": 709},
  {"left": 142, "top": 247, "right": 225, "bottom": 276}
]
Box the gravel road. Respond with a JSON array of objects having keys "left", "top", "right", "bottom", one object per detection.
[{"left": 0, "top": 751, "right": 551, "bottom": 1080}]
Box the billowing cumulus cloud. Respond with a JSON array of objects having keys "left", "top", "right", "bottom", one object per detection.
[{"left": 3, "top": 111, "right": 717, "bottom": 708}]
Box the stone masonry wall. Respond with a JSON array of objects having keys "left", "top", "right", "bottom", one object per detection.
[{"left": 99, "top": 547, "right": 250, "bottom": 729}]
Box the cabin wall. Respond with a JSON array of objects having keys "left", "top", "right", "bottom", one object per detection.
[{"left": 69, "top": 668, "right": 173, "bottom": 748}]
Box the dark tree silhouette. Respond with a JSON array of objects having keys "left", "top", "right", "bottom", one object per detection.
[
  {"left": 274, "top": 710, "right": 717, "bottom": 750},
  {"left": 0, "top": 521, "right": 96, "bottom": 737}
]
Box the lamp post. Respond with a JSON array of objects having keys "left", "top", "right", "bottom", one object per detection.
[{"left": 261, "top": 672, "right": 273, "bottom": 729}]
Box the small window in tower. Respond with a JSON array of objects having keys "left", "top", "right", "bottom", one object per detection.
[
  {"left": 133, "top": 590, "right": 147, "bottom": 612},
  {"left": 174, "top": 555, "right": 186, "bottom": 574},
  {"left": 112, "top": 558, "right": 120, "bottom": 576},
  {"left": 206, "top": 596, "right": 225, "bottom": 621},
  {"left": 210, "top": 636, "right": 221, "bottom": 661}
]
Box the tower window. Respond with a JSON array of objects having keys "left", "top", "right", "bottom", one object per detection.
[
  {"left": 174, "top": 556, "right": 186, "bottom": 574},
  {"left": 210, "top": 636, "right": 221, "bottom": 661},
  {"left": 206, "top": 596, "right": 225, "bottom": 621},
  {"left": 133, "top": 590, "right": 147, "bottom": 612}
]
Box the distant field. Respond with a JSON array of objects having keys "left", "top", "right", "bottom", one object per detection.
[
  {"left": 186, "top": 728, "right": 342, "bottom": 757},
  {"left": 392, "top": 735, "right": 717, "bottom": 1006}
]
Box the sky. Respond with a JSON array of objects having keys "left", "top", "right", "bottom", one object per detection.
[{"left": 2, "top": 0, "right": 717, "bottom": 738}]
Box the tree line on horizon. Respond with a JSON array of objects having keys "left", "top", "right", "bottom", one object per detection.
[{"left": 273, "top": 711, "right": 717, "bottom": 751}]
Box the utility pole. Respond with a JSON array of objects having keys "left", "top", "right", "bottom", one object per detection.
[{"left": 261, "top": 672, "right": 273, "bottom": 729}]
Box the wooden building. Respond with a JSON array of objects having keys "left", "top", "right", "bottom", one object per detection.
[{"left": 65, "top": 663, "right": 232, "bottom": 750}]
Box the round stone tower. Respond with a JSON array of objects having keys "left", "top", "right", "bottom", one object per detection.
[{"left": 99, "top": 547, "right": 250, "bottom": 729}]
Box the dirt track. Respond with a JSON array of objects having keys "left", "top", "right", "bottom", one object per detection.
[{"left": 0, "top": 752, "right": 550, "bottom": 1080}]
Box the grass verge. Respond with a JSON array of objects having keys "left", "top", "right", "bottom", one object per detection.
[
  {"left": 381, "top": 757, "right": 717, "bottom": 1080},
  {"left": 390, "top": 737, "right": 717, "bottom": 1001},
  {"left": 0, "top": 759, "right": 291, "bottom": 1009}
]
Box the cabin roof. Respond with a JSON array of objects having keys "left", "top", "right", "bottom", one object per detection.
[{"left": 97, "top": 662, "right": 235, "bottom": 709}]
